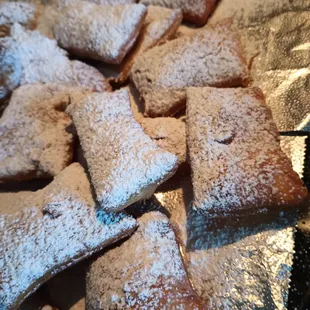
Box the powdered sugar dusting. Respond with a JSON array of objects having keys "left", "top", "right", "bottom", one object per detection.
[
  {"left": 0, "top": 36, "right": 22, "bottom": 99},
  {"left": 131, "top": 21, "right": 249, "bottom": 117},
  {"left": 0, "top": 2, "right": 37, "bottom": 27},
  {"left": 138, "top": 5, "right": 182, "bottom": 54},
  {"left": 140, "top": 117, "right": 186, "bottom": 165},
  {"left": 0, "top": 163, "right": 137, "bottom": 310},
  {"left": 52, "top": 1, "right": 147, "bottom": 64},
  {"left": 140, "top": 0, "right": 218, "bottom": 25},
  {"left": 87, "top": 212, "right": 203, "bottom": 309},
  {"left": 114, "top": 5, "right": 182, "bottom": 83},
  {"left": 67, "top": 89, "right": 178, "bottom": 212},
  {"left": 0, "top": 24, "right": 110, "bottom": 92},
  {"left": 186, "top": 87, "right": 307, "bottom": 217},
  {"left": 0, "top": 83, "right": 89, "bottom": 182}
]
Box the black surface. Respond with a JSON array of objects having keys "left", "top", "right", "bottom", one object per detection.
[{"left": 288, "top": 134, "right": 310, "bottom": 310}]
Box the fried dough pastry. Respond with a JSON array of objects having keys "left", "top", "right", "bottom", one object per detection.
[
  {"left": 0, "top": 84, "right": 86, "bottom": 182},
  {"left": 140, "top": 0, "right": 218, "bottom": 25},
  {"left": 131, "top": 21, "right": 249, "bottom": 117},
  {"left": 87, "top": 212, "right": 205, "bottom": 309},
  {"left": 0, "top": 163, "right": 137, "bottom": 310},
  {"left": 53, "top": 2, "right": 147, "bottom": 64},
  {"left": 0, "top": 24, "right": 110, "bottom": 98},
  {"left": 186, "top": 87, "right": 308, "bottom": 217},
  {"left": 113, "top": 5, "right": 182, "bottom": 83},
  {"left": 67, "top": 89, "right": 178, "bottom": 212}
]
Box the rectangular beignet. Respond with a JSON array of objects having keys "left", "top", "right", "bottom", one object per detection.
[
  {"left": 131, "top": 21, "right": 249, "bottom": 117},
  {"left": 186, "top": 87, "right": 307, "bottom": 217},
  {"left": 86, "top": 212, "right": 205, "bottom": 309},
  {"left": 52, "top": 1, "right": 147, "bottom": 64},
  {"left": 111, "top": 5, "right": 182, "bottom": 84},
  {"left": 140, "top": 0, "right": 218, "bottom": 26},
  {"left": 0, "top": 84, "right": 87, "bottom": 182},
  {"left": 0, "top": 163, "right": 137, "bottom": 310},
  {"left": 67, "top": 90, "right": 178, "bottom": 212}
]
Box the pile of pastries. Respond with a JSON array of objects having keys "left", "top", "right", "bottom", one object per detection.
[{"left": 0, "top": 0, "right": 308, "bottom": 309}]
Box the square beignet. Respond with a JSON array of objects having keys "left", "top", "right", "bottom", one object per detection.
[
  {"left": 67, "top": 89, "right": 178, "bottom": 212},
  {"left": 0, "top": 24, "right": 110, "bottom": 97},
  {"left": 52, "top": 1, "right": 147, "bottom": 64},
  {"left": 0, "top": 163, "right": 137, "bottom": 310},
  {"left": 186, "top": 87, "right": 308, "bottom": 217},
  {"left": 140, "top": 0, "right": 218, "bottom": 26},
  {"left": 86, "top": 212, "right": 205, "bottom": 309},
  {"left": 131, "top": 21, "right": 249, "bottom": 117}
]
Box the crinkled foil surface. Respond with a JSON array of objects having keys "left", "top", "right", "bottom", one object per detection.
[
  {"left": 131, "top": 176, "right": 298, "bottom": 310},
  {"left": 280, "top": 136, "right": 307, "bottom": 178},
  {"left": 210, "top": 0, "right": 310, "bottom": 132}
]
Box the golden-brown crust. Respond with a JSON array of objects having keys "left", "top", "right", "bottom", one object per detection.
[{"left": 183, "top": 0, "right": 218, "bottom": 26}]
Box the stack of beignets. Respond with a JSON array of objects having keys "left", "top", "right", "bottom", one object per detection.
[{"left": 0, "top": 1, "right": 307, "bottom": 309}]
